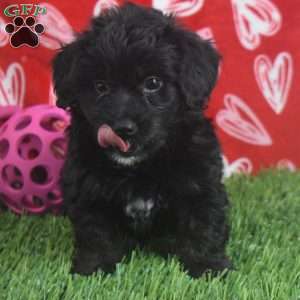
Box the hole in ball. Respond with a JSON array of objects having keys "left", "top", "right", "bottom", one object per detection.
[
  {"left": 0, "top": 124, "right": 8, "bottom": 135},
  {"left": 15, "top": 115, "right": 32, "bottom": 130},
  {"left": 0, "top": 139, "right": 9, "bottom": 159},
  {"left": 2, "top": 165, "right": 23, "bottom": 190},
  {"left": 22, "top": 195, "right": 45, "bottom": 210},
  {"left": 47, "top": 189, "right": 61, "bottom": 201},
  {"left": 50, "top": 138, "right": 67, "bottom": 159},
  {"left": 30, "top": 165, "right": 51, "bottom": 185},
  {"left": 32, "top": 196, "right": 44, "bottom": 207},
  {"left": 17, "top": 134, "right": 42, "bottom": 160},
  {"left": 40, "top": 115, "right": 66, "bottom": 132}
]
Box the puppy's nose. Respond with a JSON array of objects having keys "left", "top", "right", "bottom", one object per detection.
[{"left": 114, "top": 120, "right": 138, "bottom": 136}]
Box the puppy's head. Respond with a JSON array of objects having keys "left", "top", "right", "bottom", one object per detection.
[{"left": 53, "top": 3, "right": 220, "bottom": 167}]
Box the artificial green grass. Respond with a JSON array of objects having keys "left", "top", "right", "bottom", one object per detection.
[{"left": 0, "top": 171, "right": 300, "bottom": 300}]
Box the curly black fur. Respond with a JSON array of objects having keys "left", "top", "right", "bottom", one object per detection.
[{"left": 52, "top": 2, "right": 232, "bottom": 277}]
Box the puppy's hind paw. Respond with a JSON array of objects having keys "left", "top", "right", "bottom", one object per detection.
[
  {"left": 71, "top": 252, "right": 119, "bottom": 276},
  {"left": 71, "top": 258, "right": 100, "bottom": 276}
]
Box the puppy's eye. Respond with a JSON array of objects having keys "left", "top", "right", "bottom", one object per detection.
[
  {"left": 95, "top": 81, "right": 109, "bottom": 96},
  {"left": 143, "top": 76, "right": 163, "bottom": 93}
]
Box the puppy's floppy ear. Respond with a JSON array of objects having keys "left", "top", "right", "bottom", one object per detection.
[
  {"left": 52, "top": 41, "right": 81, "bottom": 109},
  {"left": 176, "top": 30, "right": 220, "bottom": 109}
]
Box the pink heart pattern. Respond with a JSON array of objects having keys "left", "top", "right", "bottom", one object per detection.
[
  {"left": 254, "top": 52, "right": 293, "bottom": 114},
  {"left": 216, "top": 94, "right": 272, "bottom": 146},
  {"left": 37, "top": 3, "right": 74, "bottom": 50},
  {"left": 231, "top": 0, "right": 281, "bottom": 50},
  {"left": 0, "top": 63, "right": 25, "bottom": 107},
  {"left": 152, "top": 0, "right": 204, "bottom": 17}
]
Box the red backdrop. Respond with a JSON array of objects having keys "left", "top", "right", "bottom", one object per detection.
[{"left": 0, "top": 0, "right": 299, "bottom": 176}]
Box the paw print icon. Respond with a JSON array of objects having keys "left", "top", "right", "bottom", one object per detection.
[{"left": 5, "top": 16, "right": 44, "bottom": 48}]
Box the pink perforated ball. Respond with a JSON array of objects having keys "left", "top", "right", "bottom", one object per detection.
[{"left": 0, "top": 105, "right": 70, "bottom": 214}]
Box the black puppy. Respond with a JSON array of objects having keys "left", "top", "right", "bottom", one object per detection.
[{"left": 53, "top": 3, "right": 232, "bottom": 278}]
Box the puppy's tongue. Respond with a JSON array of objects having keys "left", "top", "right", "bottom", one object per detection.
[{"left": 97, "top": 125, "right": 130, "bottom": 153}]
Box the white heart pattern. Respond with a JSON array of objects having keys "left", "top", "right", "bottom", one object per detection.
[
  {"left": 254, "top": 52, "right": 293, "bottom": 114},
  {"left": 0, "top": 63, "right": 25, "bottom": 107},
  {"left": 231, "top": 0, "right": 281, "bottom": 50},
  {"left": 37, "top": 3, "right": 74, "bottom": 50},
  {"left": 277, "top": 159, "right": 296, "bottom": 172},
  {"left": 93, "top": 0, "right": 118, "bottom": 16},
  {"left": 0, "top": 17, "right": 9, "bottom": 47},
  {"left": 152, "top": 0, "right": 204, "bottom": 17},
  {"left": 222, "top": 155, "right": 253, "bottom": 178},
  {"left": 216, "top": 94, "right": 272, "bottom": 146}
]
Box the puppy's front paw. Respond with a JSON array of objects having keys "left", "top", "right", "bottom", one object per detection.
[
  {"left": 71, "top": 261, "right": 98, "bottom": 276},
  {"left": 71, "top": 251, "right": 115, "bottom": 276},
  {"left": 71, "top": 252, "right": 101, "bottom": 276},
  {"left": 184, "top": 257, "right": 233, "bottom": 278}
]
